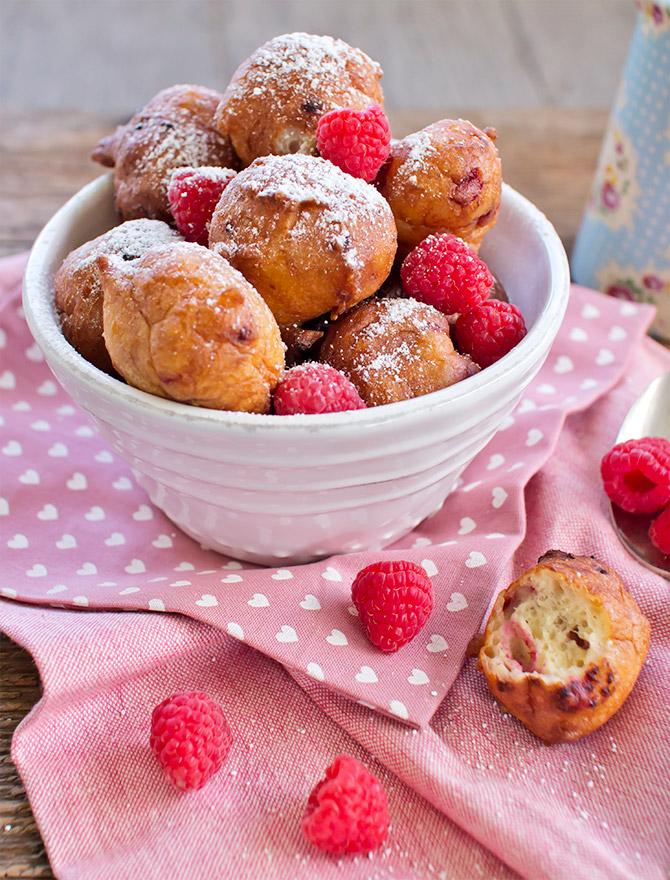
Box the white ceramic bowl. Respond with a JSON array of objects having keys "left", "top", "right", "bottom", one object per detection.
[{"left": 23, "top": 173, "right": 569, "bottom": 565}]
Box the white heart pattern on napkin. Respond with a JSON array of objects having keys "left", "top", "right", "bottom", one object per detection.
[
  {"left": 276, "top": 625, "right": 298, "bottom": 643},
  {"left": 326, "top": 629, "right": 348, "bottom": 646},
  {"left": 426, "top": 635, "right": 449, "bottom": 653},
  {"left": 447, "top": 592, "right": 469, "bottom": 612},
  {"left": 408, "top": 668, "right": 430, "bottom": 685},
  {"left": 355, "top": 666, "right": 378, "bottom": 683}
]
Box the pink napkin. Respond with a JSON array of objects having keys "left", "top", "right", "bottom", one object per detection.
[
  {"left": 2, "top": 252, "right": 670, "bottom": 880},
  {"left": 0, "top": 254, "right": 658, "bottom": 726}
]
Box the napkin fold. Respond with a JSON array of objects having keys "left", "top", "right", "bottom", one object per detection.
[
  {"left": 0, "top": 253, "right": 659, "bottom": 726},
  {"left": 2, "top": 253, "right": 670, "bottom": 880}
]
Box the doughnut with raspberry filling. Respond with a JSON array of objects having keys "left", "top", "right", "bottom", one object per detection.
[
  {"left": 477, "top": 550, "right": 650, "bottom": 743},
  {"left": 377, "top": 118, "right": 502, "bottom": 257}
]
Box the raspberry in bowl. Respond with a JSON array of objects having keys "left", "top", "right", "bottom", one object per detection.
[{"left": 21, "top": 35, "right": 570, "bottom": 566}]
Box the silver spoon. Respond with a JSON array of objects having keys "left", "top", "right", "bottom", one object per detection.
[{"left": 611, "top": 371, "right": 670, "bottom": 579}]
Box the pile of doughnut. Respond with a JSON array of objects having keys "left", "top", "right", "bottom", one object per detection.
[{"left": 55, "top": 32, "right": 523, "bottom": 415}]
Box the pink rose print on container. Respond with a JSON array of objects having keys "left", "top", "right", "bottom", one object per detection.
[
  {"left": 635, "top": 1, "right": 670, "bottom": 32},
  {"left": 601, "top": 182, "right": 620, "bottom": 212},
  {"left": 591, "top": 128, "right": 640, "bottom": 229},
  {"left": 597, "top": 261, "right": 670, "bottom": 341}
]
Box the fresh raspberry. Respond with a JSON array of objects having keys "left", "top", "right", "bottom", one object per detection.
[
  {"left": 150, "top": 691, "right": 232, "bottom": 790},
  {"left": 351, "top": 560, "right": 433, "bottom": 653},
  {"left": 650, "top": 505, "right": 670, "bottom": 555},
  {"left": 302, "top": 755, "right": 389, "bottom": 854},
  {"left": 167, "top": 166, "right": 236, "bottom": 245},
  {"left": 273, "top": 362, "right": 366, "bottom": 415},
  {"left": 316, "top": 104, "right": 391, "bottom": 182},
  {"left": 400, "top": 233, "right": 494, "bottom": 316},
  {"left": 601, "top": 437, "right": 670, "bottom": 514},
  {"left": 452, "top": 299, "right": 527, "bottom": 368}
]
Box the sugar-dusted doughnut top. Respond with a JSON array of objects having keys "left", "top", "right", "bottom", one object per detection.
[
  {"left": 209, "top": 153, "right": 397, "bottom": 328},
  {"left": 54, "top": 219, "right": 182, "bottom": 374},
  {"left": 378, "top": 118, "right": 502, "bottom": 255},
  {"left": 215, "top": 32, "right": 384, "bottom": 165},
  {"left": 319, "top": 296, "right": 479, "bottom": 406},
  {"left": 92, "top": 85, "right": 238, "bottom": 223}
]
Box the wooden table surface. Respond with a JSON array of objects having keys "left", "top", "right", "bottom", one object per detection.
[{"left": 0, "top": 106, "right": 608, "bottom": 878}]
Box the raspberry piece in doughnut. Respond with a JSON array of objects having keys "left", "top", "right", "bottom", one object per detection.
[
  {"left": 377, "top": 118, "right": 502, "bottom": 257},
  {"left": 478, "top": 550, "right": 650, "bottom": 743}
]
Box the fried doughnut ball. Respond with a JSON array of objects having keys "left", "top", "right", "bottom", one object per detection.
[
  {"left": 478, "top": 550, "right": 651, "bottom": 744},
  {"left": 209, "top": 154, "right": 397, "bottom": 328},
  {"left": 319, "top": 296, "right": 479, "bottom": 406},
  {"left": 377, "top": 119, "right": 502, "bottom": 256},
  {"left": 54, "top": 219, "right": 181, "bottom": 374},
  {"left": 92, "top": 85, "right": 238, "bottom": 223},
  {"left": 214, "top": 32, "right": 384, "bottom": 166},
  {"left": 98, "top": 242, "right": 285, "bottom": 413}
]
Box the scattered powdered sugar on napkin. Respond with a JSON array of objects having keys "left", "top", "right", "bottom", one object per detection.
[{"left": 0, "top": 254, "right": 657, "bottom": 725}]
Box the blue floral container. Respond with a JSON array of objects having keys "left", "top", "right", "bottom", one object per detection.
[{"left": 571, "top": 1, "right": 670, "bottom": 341}]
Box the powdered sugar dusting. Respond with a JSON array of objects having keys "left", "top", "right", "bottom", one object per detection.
[
  {"left": 364, "top": 297, "right": 439, "bottom": 338},
  {"left": 64, "top": 220, "right": 181, "bottom": 276},
  {"left": 172, "top": 165, "right": 237, "bottom": 185},
  {"left": 234, "top": 154, "right": 392, "bottom": 271},
  {"left": 395, "top": 129, "right": 438, "bottom": 185},
  {"left": 130, "top": 122, "right": 231, "bottom": 191},
  {"left": 393, "top": 119, "right": 486, "bottom": 187},
  {"left": 349, "top": 298, "right": 448, "bottom": 385},
  {"left": 228, "top": 32, "right": 382, "bottom": 101}
]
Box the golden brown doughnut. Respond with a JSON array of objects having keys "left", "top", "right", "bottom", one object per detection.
[
  {"left": 92, "top": 85, "right": 238, "bottom": 223},
  {"left": 377, "top": 119, "right": 502, "bottom": 256},
  {"left": 319, "top": 296, "right": 479, "bottom": 406},
  {"left": 98, "top": 242, "right": 285, "bottom": 413},
  {"left": 209, "top": 153, "right": 397, "bottom": 328},
  {"left": 214, "top": 32, "right": 384, "bottom": 166},
  {"left": 477, "top": 550, "right": 651, "bottom": 744},
  {"left": 54, "top": 219, "right": 181, "bottom": 374}
]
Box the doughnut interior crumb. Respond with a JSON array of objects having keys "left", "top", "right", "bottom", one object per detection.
[{"left": 482, "top": 571, "right": 609, "bottom": 683}]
